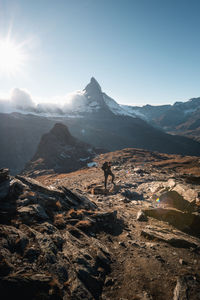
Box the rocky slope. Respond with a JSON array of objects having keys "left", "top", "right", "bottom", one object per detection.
[
  {"left": 23, "top": 123, "right": 104, "bottom": 177},
  {"left": 1, "top": 148, "right": 200, "bottom": 299},
  {"left": 0, "top": 168, "right": 118, "bottom": 299}
]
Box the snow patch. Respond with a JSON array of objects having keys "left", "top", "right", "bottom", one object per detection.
[
  {"left": 87, "top": 162, "right": 97, "bottom": 167},
  {"left": 103, "top": 94, "right": 135, "bottom": 117}
]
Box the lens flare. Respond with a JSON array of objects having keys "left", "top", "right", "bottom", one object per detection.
[{"left": 0, "top": 36, "right": 28, "bottom": 77}]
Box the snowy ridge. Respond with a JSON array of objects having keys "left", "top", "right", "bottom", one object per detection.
[
  {"left": 121, "top": 104, "right": 147, "bottom": 120},
  {"left": 103, "top": 93, "right": 136, "bottom": 117}
]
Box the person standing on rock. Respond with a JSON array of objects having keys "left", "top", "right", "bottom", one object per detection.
[{"left": 102, "top": 161, "right": 115, "bottom": 189}]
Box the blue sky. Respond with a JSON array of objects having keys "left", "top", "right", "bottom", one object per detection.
[{"left": 0, "top": 0, "right": 200, "bottom": 106}]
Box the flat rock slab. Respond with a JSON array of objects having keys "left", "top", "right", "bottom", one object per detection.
[
  {"left": 141, "top": 225, "right": 200, "bottom": 248},
  {"left": 143, "top": 208, "right": 200, "bottom": 237}
]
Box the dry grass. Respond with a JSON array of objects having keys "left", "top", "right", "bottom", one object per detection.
[
  {"left": 55, "top": 201, "right": 62, "bottom": 209},
  {"left": 19, "top": 191, "right": 36, "bottom": 199},
  {"left": 66, "top": 208, "right": 84, "bottom": 219},
  {"left": 53, "top": 213, "right": 66, "bottom": 228},
  {"left": 76, "top": 219, "right": 92, "bottom": 229}
]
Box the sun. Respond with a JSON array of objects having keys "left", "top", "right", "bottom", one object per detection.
[{"left": 0, "top": 37, "right": 27, "bottom": 77}]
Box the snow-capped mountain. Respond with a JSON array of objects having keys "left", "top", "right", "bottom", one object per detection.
[
  {"left": 122, "top": 98, "right": 200, "bottom": 140},
  {"left": 62, "top": 77, "right": 136, "bottom": 117}
]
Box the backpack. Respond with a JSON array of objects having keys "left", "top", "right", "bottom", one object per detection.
[{"left": 101, "top": 162, "right": 108, "bottom": 171}]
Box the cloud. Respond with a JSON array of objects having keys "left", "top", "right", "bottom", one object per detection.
[
  {"left": 62, "top": 91, "right": 87, "bottom": 113},
  {"left": 10, "top": 88, "right": 36, "bottom": 110},
  {"left": 0, "top": 88, "right": 88, "bottom": 116}
]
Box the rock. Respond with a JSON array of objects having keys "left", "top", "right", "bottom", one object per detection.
[
  {"left": 155, "top": 255, "right": 165, "bottom": 263},
  {"left": 87, "top": 184, "right": 106, "bottom": 195},
  {"left": 142, "top": 208, "right": 200, "bottom": 236},
  {"left": 0, "top": 273, "right": 62, "bottom": 300},
  {"left": 137, "top": 210, "right": 148, "bottom": 221},
  {"left": 119, "top": 241, "right": 126, "bottom": 247},
  {"left": 179, "top": 258, "right": 187, "bottom": 265},
  {"left": 24, "top": 247, "right": 41, "bottom": 262},
  {"left": 159, "top": 191, "right": 195, "bottom": 212},
  {"left": 0, "top": 258, "right": 13, "bottom": 276},
  {"left": 173, "top": 275, "right": 200, "bottom": 300},
  {"left": 184, "top": 175, "right": 200, "bottom": 185},
  {"left": 17, "top": 204, "right": 49, "bottom": 223},
  {"left": 0, "top": 225, "right": 29, "bottom": 255},
  {"left": 104, "top": 277, "right": 115, "bottom": 287},
  {"left": 134, "top": 168, "right": 144, "bottom": 174},
  {"left": 0, "top": 168, "right": 9, "bottom": 183},
  {"left": 141, "top": 225, "right": 200, "bottom": 248},
  {"left": 121, "top": 190, "right": 143, "bottom": 200},
  {"left": 77, "top": 268, "right": 103, "bottom": 299},
  {"left": 173, "top": 184, "right": 198, "bottom": 204},
  {"left": 136, "top": 291, "right": 153, "bottom": 300}
]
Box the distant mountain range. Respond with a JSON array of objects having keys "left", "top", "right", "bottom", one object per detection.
[
  {"left": 1, "top": 77, "right": 200, "bottom": 175},
  {"left": 121, "top": 98, "right": 200, "bottom": 141}
]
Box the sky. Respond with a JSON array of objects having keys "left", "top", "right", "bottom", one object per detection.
[{"left": 0, "top": 0, "right": 200, "bottom": 106}]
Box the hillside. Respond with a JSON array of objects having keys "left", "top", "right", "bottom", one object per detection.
[{"left": 1, "top": 148, "right": 200, "bottom": 299}]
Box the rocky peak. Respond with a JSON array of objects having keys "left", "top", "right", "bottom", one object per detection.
[
  {"left": 49, "top": 123, "right": 75, "bottom": 144},
  {"left": 84, "top": 77, "right": 102, "bottom": 94},
  {"left": 23, "top": 123, "right": 101, "bottom": 176}
]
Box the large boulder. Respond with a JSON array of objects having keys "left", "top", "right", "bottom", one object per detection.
[
  {"left": 143, "top": 208, "right": 200, "bottom": 236},
  {"left": 159, "top": 191, "right": 195, "bottom": 212}
]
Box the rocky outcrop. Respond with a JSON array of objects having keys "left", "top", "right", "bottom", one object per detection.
[
  {"left": 142, "top": 208, "right": 200, "bottom": 237},
  {"left": 141, "top": 225, "right": 200, "bottom": 248},
  {"left": 23, "top": 123, "right": 102, "bottom": 177},
  {"left": 0, "top": 168, "right": 120, "bottom": 299}
]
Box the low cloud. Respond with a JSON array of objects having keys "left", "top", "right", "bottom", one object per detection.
[
  {"left": 10, "top": 88, "right": 36, "bottom": 111},
  {"left": 0, "top": 88, "right": 88, "bottom": 116}
]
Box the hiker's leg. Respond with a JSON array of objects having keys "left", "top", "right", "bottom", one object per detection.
[
  {"left": 111, "top": 172, "right": 115, "bottom": 184},
  {"left": 104, "top": 173, "right": 108, "bottom": 189}
]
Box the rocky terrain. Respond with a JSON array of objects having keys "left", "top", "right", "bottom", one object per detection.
[{"left": 1, "top": 148, "right": 200, "bottom": 299}]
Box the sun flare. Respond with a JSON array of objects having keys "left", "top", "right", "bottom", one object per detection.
[{"left": 0, "top": 38, "right": 27, "bottom": 76}]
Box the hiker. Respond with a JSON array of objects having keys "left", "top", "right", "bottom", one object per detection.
[{"left": 102, "top": 161, "right": 115, "bottom": 189}]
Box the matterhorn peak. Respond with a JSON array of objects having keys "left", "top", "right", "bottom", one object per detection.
[{"left": 84, "top": 77, "right": 102, "bottom": 94}]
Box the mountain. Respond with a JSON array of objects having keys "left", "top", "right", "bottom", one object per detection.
[
  {"left": 23, "top": 123, "right": 103, "bottom": 177},
  {"left": 122, "top": 97, "right": 200, "bottom": 140},
  {"left": 1, "top": 78, "right": 200, "bottom": 175},
  {"left": 62, "top": 77, "right": 134, "bottom": 118}
]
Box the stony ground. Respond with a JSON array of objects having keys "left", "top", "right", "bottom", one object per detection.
[{"left": 34, "top": 148, "right": 200, "bottom": 300}]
